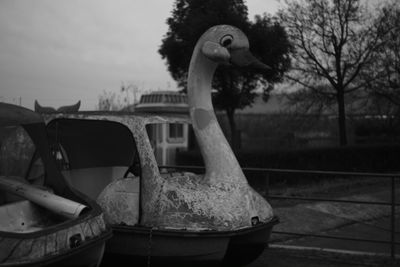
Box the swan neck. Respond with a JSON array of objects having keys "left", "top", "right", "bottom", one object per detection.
[
  {"left": 187, "top": 49, "right": 246, "bottom": 183},
  {"left": 188, "top": 53, "right": 216, "bottom": 109}
]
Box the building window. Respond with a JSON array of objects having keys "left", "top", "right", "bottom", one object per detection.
[{"left": 168, "top": 123, "right": 184, "bottom": 143}]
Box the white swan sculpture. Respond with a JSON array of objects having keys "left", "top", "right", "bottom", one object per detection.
[{"left": 141, "top": 25, "right": 273, "bottom": 231}]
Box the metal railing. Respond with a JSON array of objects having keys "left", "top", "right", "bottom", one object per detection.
[{"left": 159, "top": 165, "right": 399, "bottom": 260}]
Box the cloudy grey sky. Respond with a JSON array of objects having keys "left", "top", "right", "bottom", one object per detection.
[{"left": 0, "top": 0, "right": 280, "bottom": 110}]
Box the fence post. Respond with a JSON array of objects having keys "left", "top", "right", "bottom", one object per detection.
[{"left": 390, "top": 176, "right": 396, "bottom": 260}]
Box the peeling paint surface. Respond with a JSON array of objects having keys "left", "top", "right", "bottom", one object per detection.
[{"left": 96, "top": 177, "right": 140, "bottom": 225}]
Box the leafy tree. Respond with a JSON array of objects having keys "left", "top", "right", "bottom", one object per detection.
[
  {"left": 159, "top": 0, "right": 291, "bottom": 150},
  {"left": 278, "top": 0, "right": 391, "bottom": 145}
]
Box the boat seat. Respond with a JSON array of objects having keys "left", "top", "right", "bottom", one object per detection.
[{"left": 0, "top": 200, "right": 63, "bottom": 233}]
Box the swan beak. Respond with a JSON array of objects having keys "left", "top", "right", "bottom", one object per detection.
[{"left": 230, "top": 49, "right": 271, "bottom": 71}]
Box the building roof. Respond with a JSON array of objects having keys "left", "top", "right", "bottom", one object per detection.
[{"left": 134, "top": 91, "right": 189, "bottom": 114}]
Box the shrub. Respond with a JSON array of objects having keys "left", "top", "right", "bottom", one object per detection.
[{"left": 176, "top": 144, "right": 400, "bottom": 188}]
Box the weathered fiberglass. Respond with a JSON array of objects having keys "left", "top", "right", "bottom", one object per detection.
[
  {"left": 43, "top": 112, "right": 195, "bottom": 228},
  {"left": 42, "top": 111, "right": 273, "bottom": 231}
]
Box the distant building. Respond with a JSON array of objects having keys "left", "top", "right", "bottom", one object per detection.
[
  {"left": 135, "top": 91, "right": 189, "bottom": 114},
  {"left": 135, "top": 91, "right": 190, "bottom": 166}
]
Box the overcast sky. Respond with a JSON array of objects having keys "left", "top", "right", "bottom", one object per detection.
[{"left": 0, "top": 0, "right": 280, "bottom": 110}]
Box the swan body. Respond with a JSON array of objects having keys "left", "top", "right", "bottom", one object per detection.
[{"left": 140, "top": 25, "right": 273, "bottom": 231}]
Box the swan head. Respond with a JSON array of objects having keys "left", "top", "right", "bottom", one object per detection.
[{"left": 198, "top": 25, "right": 271, "bottom": 70}]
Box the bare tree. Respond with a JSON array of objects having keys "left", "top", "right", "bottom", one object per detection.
[
  {"left": 97, "top": 82, "right": 144, "bottom": 111},
  {"left": 121, "top": 82, "right": 141, "bottom": 110},
  {"left": 97, "top": 90, "right": 122, "bottom": 111},
  {"left": 279, "top": 0, "right": 390, "bottom": 145},
  {"left": 363, "top": 1, "right": 400, "bottom": 106}
]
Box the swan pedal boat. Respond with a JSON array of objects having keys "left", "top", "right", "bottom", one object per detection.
[
  {"left": 42, "top": 111, "right": 278, "bottom": 266},
  {"left": 39, "top": 25, "right": 277, "bottom": 266},
  {"left": 0, "top": 103, "right": 112, "bottom": 267}
]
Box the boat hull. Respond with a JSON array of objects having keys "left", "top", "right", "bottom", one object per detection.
[
  {"left": 5, "top": 234, "right": 110, "bottom": 267},
  {"left": 222, "top": 217, "right": 279, "bottom": 266},
  {"left": 101, "top": 217, "right": 278, "bottom": 267},
  {"left": 102, "top": 226, "right": 229, "bottom": 266},
  {"left": 0, "top": 214, "right": 112, "bottom": 267}
]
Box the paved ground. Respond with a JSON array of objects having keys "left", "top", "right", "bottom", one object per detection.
[
  {"left": 246, "top": 187, "right": 400, "bottom": 266},
  {"left": 248, "top": 246, "right": 400, "bottom": 267},
  {"left": 279, "top": 214, "right": 400, "bottom": 255}
]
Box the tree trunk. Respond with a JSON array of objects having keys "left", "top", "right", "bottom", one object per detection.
[
  {"left": 336, "top": 89, "right": 348, "bottom": 146},
  {"left": 226, "top": 108, "right": 238, "bottom": 151}
]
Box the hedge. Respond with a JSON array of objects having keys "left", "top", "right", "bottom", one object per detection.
[{"left": 176, "top": 144, "right": 400, "bottom": 188}]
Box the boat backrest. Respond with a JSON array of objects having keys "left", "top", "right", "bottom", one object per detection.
[{"left": 62, "top": 166, "right": 131, "bottom": 199}]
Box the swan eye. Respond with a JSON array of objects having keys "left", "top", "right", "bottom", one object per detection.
[{"left": 220, "top": 35, "right": 233, "bottom": 47}]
